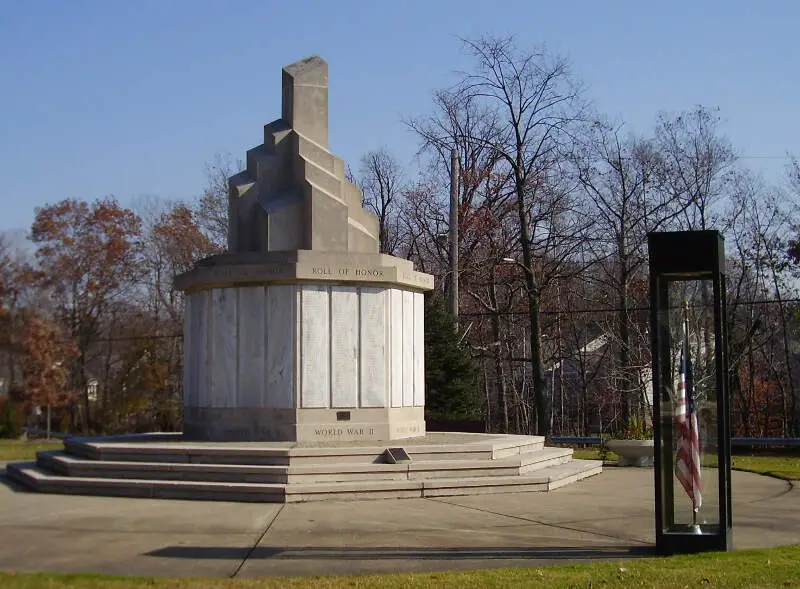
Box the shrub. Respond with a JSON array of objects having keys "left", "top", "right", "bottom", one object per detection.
[
  {"left": 424, "top": 292, "right": 480, "bottom": 422},
  {"left": 0, "top": 396, "right": 21, "bottom": 439},
  {"left": 613, "top": 415, "right": 654, "bottom": 440}
]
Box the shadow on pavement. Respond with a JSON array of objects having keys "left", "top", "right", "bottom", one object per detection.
[{"left": 146, "top": 545, "right": 656, "bottom": 561}]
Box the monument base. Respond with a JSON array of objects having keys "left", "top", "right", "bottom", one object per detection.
[
  {"left": 183, "top": 406, "right": 425, "bottom": 443},
  {"left": 181, "top": 278, "right": 428, "bottom": 444},
  {"left": 8, "top": 432, "right": 603, "bottom": 503}
]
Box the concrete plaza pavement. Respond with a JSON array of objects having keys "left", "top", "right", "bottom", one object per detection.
[{"left": 0, "top": 463, "right": 797, "bottom": 579}]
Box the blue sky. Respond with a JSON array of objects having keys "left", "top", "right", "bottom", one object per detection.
[{"left": 1, "top": 0, "right": 798, "bottom": 232}]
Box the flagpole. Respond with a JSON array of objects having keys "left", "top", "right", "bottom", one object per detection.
[{"left": 684, "top": 300, "right": 701, "bottom": 534}]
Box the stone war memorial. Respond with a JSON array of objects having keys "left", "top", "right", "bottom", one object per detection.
[
  {"left": 8, "top": 56, "right": 601, "bottom": 502},
  {"left": 175, "top": 55, "right": 434, "bottom": 444}
]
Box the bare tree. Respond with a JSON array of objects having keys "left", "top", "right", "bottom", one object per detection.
[
  {"left": 406, "top": 87, "right": 506, "bottom": 215},
  {"left": 726, "top": 171, "right": 798, "bottom": 436},
  {"left": 197, "top": 152, "right": 239, "bottom": 251},
  {"left": 724, "top": 171, "right": 791, "bottom": 435},
  {"left": 407, "top": 87, "right": 509, "bottom": 293},
  {"left": 655, "top": 106, "right": 736, "bottom": 230},
  {"left": 574, "top": 122, "right": 683, "bottom": 427},
  {"left": 409, "top": 84, "right": 543, "bottom": 432},
  {"left": 453, "top": 36, "right": 587, "bottom": 435},
  {"left": 357, "top": 148, "right": 405, "bottom": 255},
  {"left": 460, "top": 202, "right": 522, "bottom": 433}
]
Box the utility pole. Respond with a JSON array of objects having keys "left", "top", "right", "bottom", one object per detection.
[{"left": 449, "top": 149, "right": 460, "bottom": 330}]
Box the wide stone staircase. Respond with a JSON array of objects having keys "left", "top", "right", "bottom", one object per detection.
[{"left": 7, "top": 432, "right": 601, "bottom": 503}]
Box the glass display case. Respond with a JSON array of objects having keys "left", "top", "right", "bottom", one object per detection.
[{"left": 648, "top": 230, "right": 732, "bottom": 554}]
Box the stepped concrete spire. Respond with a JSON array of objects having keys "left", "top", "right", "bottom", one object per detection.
[
  {"left": 281, "top": 55, "right": 328, "bottom": 147},
  {"left": 227, "top": 55, "right": 378, "bottom": 255}
]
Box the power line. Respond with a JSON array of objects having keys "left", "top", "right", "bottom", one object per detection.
[
  {"left": 736, "top": 155, "right": 795, "bottom": 160},
  {"left": 461, "top": 297, "right": 800, "bottom": 317}
]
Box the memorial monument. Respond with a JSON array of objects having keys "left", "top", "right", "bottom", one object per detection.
[
  {"left": 7, "top": 57, "right": 601, "bottom": 503},
  {"left": 174, "top": 56, "right": 434, "bottom": 443}
]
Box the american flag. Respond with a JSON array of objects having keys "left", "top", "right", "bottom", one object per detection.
[{"left": 675, "top": 315, "right": 702, "bottom": 511}]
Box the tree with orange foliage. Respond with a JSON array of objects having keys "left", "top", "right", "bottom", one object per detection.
[
  {"left": 148, "top": 200, "right": 217, "bottom": 333},
  {"left": 0, "top": 237, "right": 11, "bottom": 361},
  {"left": 0, "top": 239, "right": 18, "bottom": 437},
  {"left": 0, "top": 236, "right": 37, "bottom": 400},
  {"left": 30, "top": 197, "right": 143, "bottom": 433},
  {"left": 131, "top": 202, "right": 217, "bottom": 431},
  {"left": 153, "top": 204, "right": 218, "bottom": 278},
  {"left": 20, "top": 315, "right": 77, "bottom": 438}
]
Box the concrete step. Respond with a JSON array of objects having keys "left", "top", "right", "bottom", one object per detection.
[
  {"left": 537, "top": 459, "right": 605, "bottom": 490},
  {"left": 65, "top": 439, "right": 291, "bottom": 466},
  {"left": 6, "top": 457, "right": 602, "bottom": 504},
  {"left": 62, "top": 434, "right": 546, "bottom": 467},
  {"left": 285, "top": 479, "right": 424, "bottom": 502},
  {"left": 7, "top": 463, "right": 286, "bottom": 503},
  {"left": 7, "top": 433, "right": 598, "bottom": 504},
  {"left": 420, "top": 459, "right": 603, "bottom": 498},
  {"left": 37, "top": 447, "right": 572, "bottom": 484},
  {"left": 518, "top": 446, "right": 573, "bottom": 468},
  {"left": 284, "top": 435, "right": 545, "bottom": 465},
  {"left": 38, "top": 452, "right": 290, "bottom": 484},
  {"left": 491, "top": 439, "right": 547, "bottom": 459},
  {"left": 40, "top": 451, "right": 412, "bottom": 484},
  {"left": 284, "top": 459, "right": 602, "bottom": 502},
  {"left": 408, "top": 434, "right": 544, "bottom": 458},
  {"left": 407, "top": 447, "right": 573, "bottom": 480},
  {"left": 288, "top": 448, "right": 570, "bottom": 482}
]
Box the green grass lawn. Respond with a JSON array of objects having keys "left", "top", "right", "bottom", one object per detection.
[
  {"left": 726, "top": 455, "right": 800, "bottom": 480},
  {"left": 569, "top": 446, "right": 800, "bottom": 480},
  {"left": 571, "top": 447, "right": 619, "bottom": 462},
  {"left": 0, "top": 438, "right": 63, "bottom": 461},
  {"left": 0, "top": 545, "right": 798, "bottom": 588}
]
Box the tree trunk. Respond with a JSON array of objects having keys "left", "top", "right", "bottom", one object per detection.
[
  {"left": 487, "top": 273, "right": 509, "bottom": 434},
  {"left": 482, "top": 361, "right": 492, "bottom": 431},
  {"left": 493, "top": 316, "right": 509, "bottom": 434},
  {"left": 515, "top": 182, "right": 548, "bottom": 436},
  {"left": 80, "top": 355, "right": 90, "bottom": 435},
  {"left": 771, "top": 275, "right": 797, "bottom": 437},
  {"left": 746, "top": 335, "right": 755, "bottom": 437},
  {"left": 617, "top": 244, "right": 633, "bottom": 429}
]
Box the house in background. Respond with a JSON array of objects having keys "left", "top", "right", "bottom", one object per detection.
[
  {"left": 87, "top": 378, "right": 99, "bottom": 403},
  {"left": 545, "top": 330, "right": 654, "bottom": 435}
]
